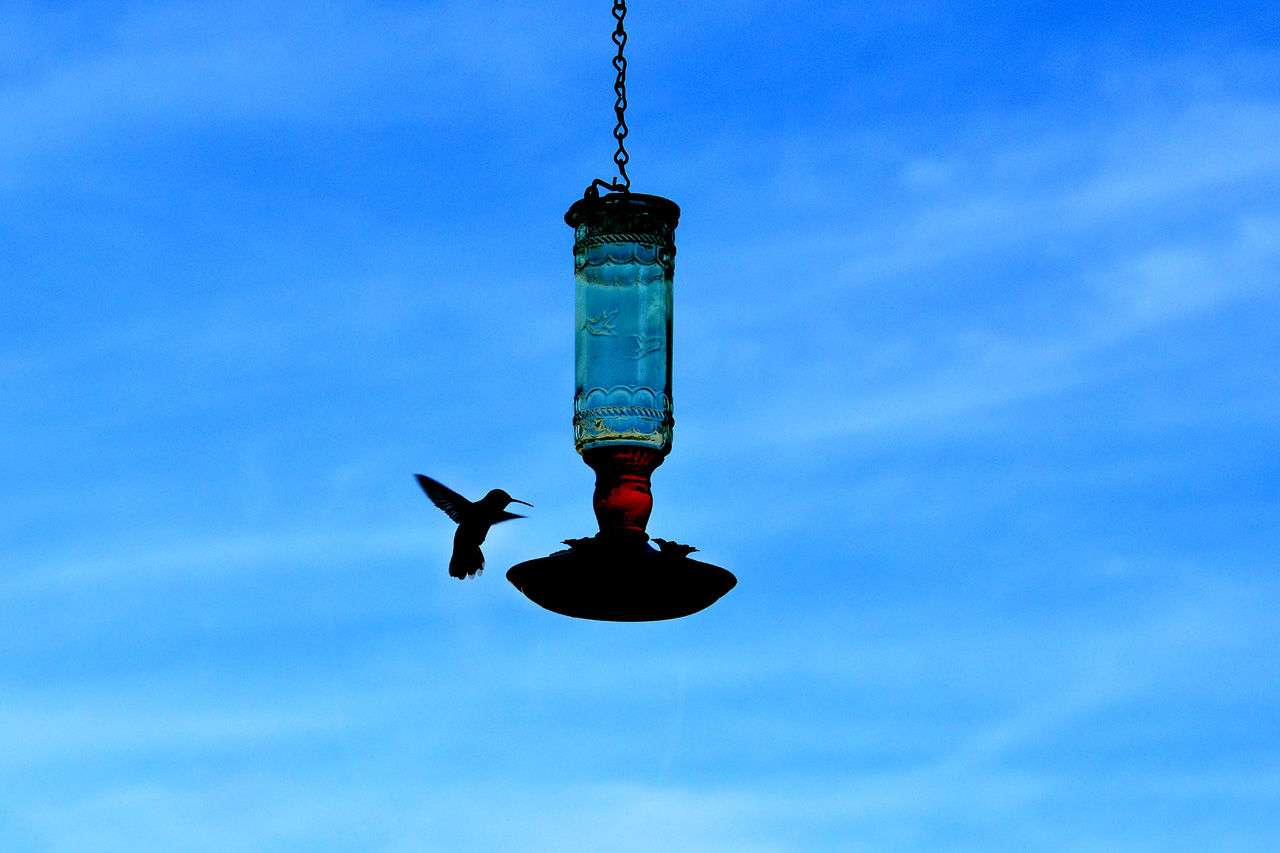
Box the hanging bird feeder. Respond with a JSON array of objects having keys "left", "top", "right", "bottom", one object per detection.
[{"left": 507, "top": 0, "right": 736, "bottom": 621}]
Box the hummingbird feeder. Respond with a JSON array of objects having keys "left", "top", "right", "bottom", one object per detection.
[{"left": 506, "top": 0, "right": 736, "bottom": 621}]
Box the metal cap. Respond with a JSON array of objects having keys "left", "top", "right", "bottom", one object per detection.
[{"left": 565, "top": 192, "right": 681, "bottom": 229}]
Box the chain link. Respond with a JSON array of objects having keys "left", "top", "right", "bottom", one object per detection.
[{"left": 586, "top": 0, "right": 632, "bottom": 197}]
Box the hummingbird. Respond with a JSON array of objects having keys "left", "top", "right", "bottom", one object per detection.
[{"left": 415, "top": 474, "right": 532, "bottom": 579}]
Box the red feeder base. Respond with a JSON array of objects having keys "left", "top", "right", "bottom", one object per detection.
[{"left": 506, "top": 446, "right": 736, "bottom": 621}]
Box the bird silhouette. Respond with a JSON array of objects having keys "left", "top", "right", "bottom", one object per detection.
[{"left": 416, "top": 474, "right": 532, "bottom": 579}]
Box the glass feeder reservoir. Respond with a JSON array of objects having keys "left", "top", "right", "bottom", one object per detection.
[{"left": 570, "top": 192, "right": 678, "bottom": 456}]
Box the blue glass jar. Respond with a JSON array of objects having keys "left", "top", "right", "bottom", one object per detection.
[{"left": 565, "top": 193, "right": 680, "bottom": 454}]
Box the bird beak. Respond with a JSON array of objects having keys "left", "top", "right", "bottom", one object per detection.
[{"left": 511, "top": 498, "right": 533, "bottom": 507}]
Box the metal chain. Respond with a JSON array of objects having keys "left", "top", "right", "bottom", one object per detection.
[
  {"left": 586, "top": 0, "right": 632, "bottom": 197},
  {"left": 609, "top": 0, "right": 630, "bottom": 189}
]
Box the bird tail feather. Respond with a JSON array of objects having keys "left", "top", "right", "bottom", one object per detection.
[{"left": 450, "top": 546, "right": 485, "bottom": 579}]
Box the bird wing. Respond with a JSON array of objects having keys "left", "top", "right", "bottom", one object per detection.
[
  {"left": 415, "top": 474, "right": 469, "bottom": 523},
  {"left": 493, "top": 510, "right": 526, "bottom": 524}
]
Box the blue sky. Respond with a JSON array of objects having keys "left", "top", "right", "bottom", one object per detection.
[{"left": 2, "top": 0, "right": 1278, "bottom": 850}]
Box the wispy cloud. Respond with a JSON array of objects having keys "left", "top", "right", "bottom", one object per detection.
[
  {"left": 669, "top": 88, "right": 1280, "bottom": 455},
  {"left": 3, "top": 563, "right": 1272, "bottom": 851},
  {"left": 0, "top": 0, "right": 580, "bottom": 186}
]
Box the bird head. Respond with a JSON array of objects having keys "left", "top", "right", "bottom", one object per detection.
[{"left": 485, "top": 489, "right": 532, "bottom": 509}]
